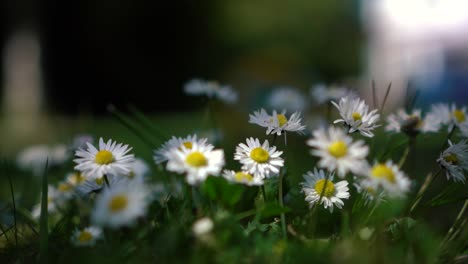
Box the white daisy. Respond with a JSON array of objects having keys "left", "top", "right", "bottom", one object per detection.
[
  {"left": 17, "top": 144, "right": 70, "bottom": 176},
  {"left": 222, "top": 170, "right": 264, "bottom": 186},
  {"left": 166, "top": 142, "right": 225, "bottom": 185},
  {"left": 91, "top": 182, "right": 150, "bottom": 228},
  {"left": 184, "top": 79, "right": 238, "bottom": 104},
  {"left": 267, "top": 86, "right": 308, "bottom": 112},
  {"left": 437, "top": 140, "right": 468, "bottom": 183},
  {"left": 428, "top": 103, "right": 468, "bottom": 130},
  {"left": 126, "top": 158, "right": 150, "bottom": 184},
  {"left": 154, "top": 134, "right": 209, "bottom": 164},
  {"left": 353, "top": 177, "right": 385, "bottom": 205},
  {"left": 307, "top": 126, "right": 369, "bottom": 177},
  {"left": 300, "top": 169, "right": 350, "bottom": 213},
  {"left": 71, "top": 226, "right": 102, "bottom": 247},
  {"left": 74, "top": 138, "right": 135, "bottom": 179},
  {"left": 385, "top": 108, "right": 440, "bottom": 136},
  {"left": 75, "top": 174, "right": 127, "bottom": 197},
  {"left": 364, "top": 161, "right": 410, "bottom": 197},
  {"left": 71, "top": 134, "right": 94, "bottom": 150},
  {"left": 65, "top": 171, "right": 87, "bottom": 186},
  {"left": 310, "top": 83, "right": 357, "bottom": 104},
  {"left": 249, "top": 109, "right": 306, "bottom": 136},
  {"left": 31, "top": 185, "right": 59, "bottom": 219},
  {"left": 234, "top": 138, "right": 284, "bottom": 179},
  {"left": 56, "top": 181, "right": 75, "bottom": 201},
  {"left": 332, "top": 96, "right": 380, "bottom": 138}
]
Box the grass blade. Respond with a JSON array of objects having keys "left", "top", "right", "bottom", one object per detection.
[
  {"left": 39, "top": 159, "right": 49, "bottom": 264},
  {"left": 372, "top": 80, "right": 378, "bottom": 109},
  {"left": 128, "top": 104, "right": 169, "bottom": 143},
  {"left": 380, "top": 82, "right": 392, "bottom": 113},
  {"left": 6, "top": 167, "right": 18, "bottom": 248}
]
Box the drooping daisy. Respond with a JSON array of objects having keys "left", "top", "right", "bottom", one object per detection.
[
  {"left": 234, "top": 138, "right": 284, "bottom": 179},
  {"left": 437, "top": 140, "right": 468, "bottom": 183},
  {"left": 249, "top": 109, "right": 306, "bottom": 136},
  {"left": 71, "top": 226, "right": 102, "bottom": 247},
  {"left": 300, "top": 168, "right": 350, "bottom": 212},
  {"left": 307, "top": 126, "right": 369, "bottom": 177},
  {"left": 31, "top": 185, "right": 59, "bottom": 219},
  {"left": 154, "top": 134, "right": 209, "bottom": 164},
  {"left": 91, "top": 182, "right": 150, "bottom": 228},
  {"left": 166, "top": 141, "right": 225, "bottom": 185},
  {"left": 74, "top": 138, "right": 135, "bottom": 180},
  {"left": 427, "top": 103, "right": 468, "bottom": 130},
  {"left": 222, "top": 170, "right": 264, "bottom": 186},
  {"left": 184, "top": 79, "right": 238, "bottom": 104},
  {"left": 365, "top": 161, "right": 410, "bottom": 197},
  {"left": 267, "top": 86, "right": 308, "bottom": 112},
  {"left": 310, "top": 83, "right": 357, "bottom": 104},
  {"left": 385, "top": 108, "right": 440, "bottom": 136},
  {"left": 332, "top": 96, "right": 380, "bottom": 137}
]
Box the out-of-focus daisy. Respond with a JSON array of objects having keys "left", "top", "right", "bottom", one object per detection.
[
  {"left": 17, "top": 144, "right": 70, "bottom": 176},
  {"left": 307, "top": 126, "right": 369, "bottom": 177},
  {"left": 310, "top": 84, "right": 357, "bottom": 104},
  {"left": 31, "top": 185, "right": 59, "bottom": 219},
  {"left": 267, "top": 87, "right": 308, "bottom": 112},
  {"left": 56, "top": 181, "right": 75, "bottom": 201},
  {"left": 386, "top": 109, "right": 440, "bottom": 136},
  {"left": 74, "top": 138, "right": 135, "bottom": 180},
  {"left": 234, "top": 138, "right": 284, "bottom": 179},
  {"left": 71, "top": 134, "right": 94, "bottom": 151},
  {"left": 192, "top": 217, "right": 214, "bottom": 237},
  {"left": 437, "top": 140, "right": 468, "bottom": 183},
  {"left": 428, "top": 103, "right": 468, "bottom": 130},
  {"left": 222, "top": 170, "right": 264, "bottom": 186},
  {"left": 75, "top": 174, "right": 127, "bottom": 197},
  {"left": 249, "top": 109, "right": 306, "bottom": 136},
  {"left": 365, "top": 161, "right": 410, "bottom": 197},
  {"left": 65, "top": 171, "right": 87, "bottom": 186},
  {"left": 300, "top": 169, "right": 350, "bottom": 212},
  {"left": 353, "top": 177, "right": 385, "bottom": 205},
  {"left": 166, "top": 142, "right": 225, "bottom": 185},
  {"left": 332, "top": 96, "right": 380, "bottom": 138},
  {"left": 91, "top": 182, "right": 150, "bottom": 228},
  {"left": 127, "top": 158, "right": 150, "bottom": 183},
  {"left": 154, "top": 134, "right": 209, "bottom": 164},
  {"left": 71, "top": 226, "right": 102, "bottom": 247},
  {"left": 184, "top": 79, "right": 238, "bottom": 104}
]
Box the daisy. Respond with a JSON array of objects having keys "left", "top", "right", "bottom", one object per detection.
[
  {"left": 310, "top": 83, "right": 357, "bottom": 104},
  {"left": 75, "top": 174, "right": 128, "bottom": 197},
  {"left": 91, "top": 182, "right": 150, "bottom": 228},
  {"left": 154, "top": 134, "right": 209, "bottom": 164},
  {"left": 427, "top": 103, "right": 468, "bottom": 130},
  {"left": 184, "top": 78, "right": 238, "bottom": 104},
  {"left": 365, "top": 161, "right": 410, "bottom": 197},
  {"left": 65, "top": 171, "right": 87, "bottom": 186},
  {"left": 74, "top": 138, "right": 135, "bottom": 179},
  {"left": 307, "top": 126, "right": 369, "bottom": 177},
  {"left": 234, "top": 138, "right": 284, "bottom": 178},
  {"left": 332, "top": 96, "right": 380, "bottom": 137},
  {"left": 127, "top": 158, "right": 150, "bottom": 183},
  {"left": 71, "top": 226, "right": 102, "bottom": 247},
  {"left": 222, "top": 170, "right": 264, "bottom": 186},
  {"left": 249, "top": 109, "right": 306, "bottom": 136},
  {"left": 437, "top": 140, "right": 468, "bottom": 183},
  {"left": 56, "top": 181, "right": 75, "bottom": 201},
  {"left": 385, "top": 108, "right": 440, "bottom": 136},
  {"left": 267, "top": 86, "right": 308, "bottom": 112},
  {"left": 353, "top": 177, "right": 385, "bottom": 205},
  {"left": 300, "top": 168, "right": 350, "bottom": 212},
  {"left": 17, "top": 144, "right": 70, "bottom": 176},
  {"left": 166, "top": 141, "right": 225, "bottom": 185}
]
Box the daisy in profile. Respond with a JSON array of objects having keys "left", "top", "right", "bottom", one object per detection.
[
  {"left": 234, "top": 138, "right": 284, "bottom": 179},
  {"left": 332, "top": 96, "right": 380, "bottom": 137},
  {"left": 310, "top": 83, "right": 357, "bottom": 104},
  {"left": 74, "top": 138, "right": 135, "bottom": 180},
  {"left": 300, "top": 168, "right": 350, "bottom": 212},
  {"left": 71, "top": 226, "right": 102, "bottom": 247},
  {"left": 437, "top": 140, "right": 468, "bottom": 183},
  {"left": 184, "top": 79, "right": 238, "bottom": 104},
  {"left": 365, "top": 160, "right": 410, "bottom": 197},
  {"left": 249, "top": 109, "right": 306, "bottom": 136},
  {"left": 267, "top": 86, "right": 308, "bottom": 112},
  {"left": 166, "top": 141, "right": 225, "bottom": 185},
  {"left": 385, "top": 108, "right": 439, "bottom": 136},
  {"left": 154, "top": 134, "right": 209, "bottom": 164},
  {"left": 222, "top": 170, "right": 264, "bottom": 186},
  {"left": 91, "top": 182, "right": 150, "bottom": 228},
  {"left": 428, "top": 103, "right": 468, "bottom": 130},
  {"left": 307, "top": 126, "right": 369, "bottom": 177}
]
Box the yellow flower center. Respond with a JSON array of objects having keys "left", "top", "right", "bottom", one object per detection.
[
  {"left": 108, "top": 194, "right": 129, "bottom": 212},
  {"left": 314, "top": 179, "right": 335, "bottom": 198},
  {"left": 78, "top": 231, "right": 93, "bottom": 242},
  {"left": 328, "top": 140, "right": 348, "bottom": 158},
  {"left": 453, "top": 109, "right": 465, "bottom": 123},
  {"left": 95, "top": 150, "right": 114, "bottom": 165},
  {"left": 182, "top": 141, "right": 193, "bottom": 149},
  {"left": 444, "top": 153, "right": 458, "bottom": 165},
  {"left": 234, "top": 172, "right": 253, "bottom": 182},
  {"left": 250, "top": 147, "right": 270, "bottom": 163},
  {"left": 186, "top": 151, "right": 208, "bottom": 167},
  {"left": 71, "top": 172, "right": 85, "bottom": 184},
  {"left": 277, "top": 114, "right": 288, "bottom": 127},
  {"left": 352, "top": 112, "right": 362, "bottom": 121},
  {"left": 58, "top": 183, "right": 73, "bottom": 192},
  {"left": 95, "top": 177, "right": 104, "bottom": 185},
  {"left": 371, "top": 164, "right": 396, "bottom": 183}
]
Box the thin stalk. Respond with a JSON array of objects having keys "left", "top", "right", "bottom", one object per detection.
[
  {"left": 440, "top": 199, "right": 468, "bottom": 247},
  {"left": 409, "top": 168, "right": 442, "bottom": 214},
  {"left": 380, "top": 82, "right": 392, "bottom": 113},
  {"left": 128, "top": 105, "right": 168, "bottom": 143},
  {"left": 235, "top": 209, "right": 257, "bottom": 221},
  {"left": 372, "top": 80, "right": 378, "bottom": 109},
  {"left": 0, "top": 224, "right": 10, "bottom": 243},
  {"left": 398, "top": 137, "right": 415, "bottom": 169},
  {"left": 103, "top": 174, "right": 110, "bottom": 188},
  {"left": 6, "top": 164, "right": 17, "bottom": 247},
  {"left": 39, "top": 159, "right": 49, "bottom": 264},
  {"left": 278, "top": 172, "right": 287, "bottom": 239},
  {"left": 260, "top": 186, "right": 267, "bottom": 203}
]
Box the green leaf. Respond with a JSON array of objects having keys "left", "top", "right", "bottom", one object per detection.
[{"left": 260, "top": 203, "right": 291, "bottom": 219}]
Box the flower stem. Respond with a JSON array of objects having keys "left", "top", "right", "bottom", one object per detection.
[
  {"left": 398, "top": 136, "right": 415, "bottom": 169},
  {"left": 408, "top": 168, "right": 442, "bottom": 214},
  {"left": 440, "top": 199, "right": 468, "bottom": 248},
  {"left": 278, "top": 172, "right": 287, "bottom": 240},
  {"left": 260, "top": 186, "right": 267, "bottom": 203},
  {"left": 103, "top": 174, "right": 110, "bottom": 188}
]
